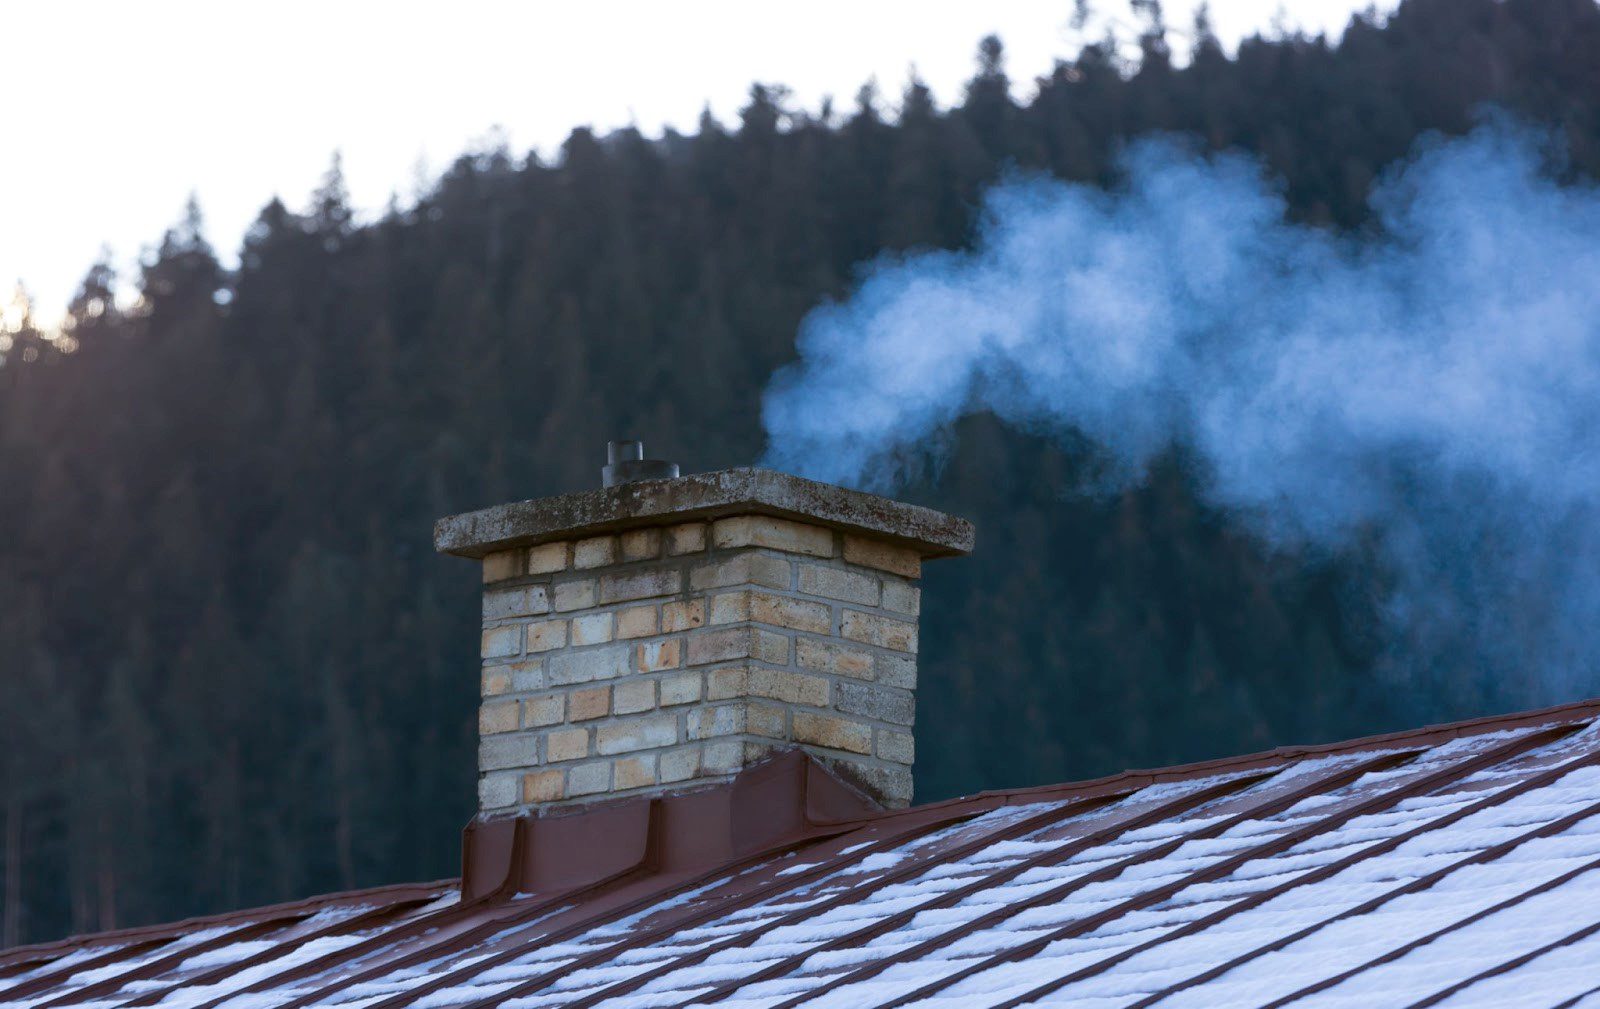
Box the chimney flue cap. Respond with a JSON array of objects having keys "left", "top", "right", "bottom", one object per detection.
[{"left": 602, "top": 440, "right": 679, "bottom": 488}]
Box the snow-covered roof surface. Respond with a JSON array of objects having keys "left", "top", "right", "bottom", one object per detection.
[{"left": 7, "top": 698, "right": 1600, "bottom": 1009}]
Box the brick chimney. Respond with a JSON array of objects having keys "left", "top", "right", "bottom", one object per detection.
[{"left": 435, "top": 455, "right": 972, "bottom": 815}]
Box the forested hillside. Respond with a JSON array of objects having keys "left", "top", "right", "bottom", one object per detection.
[{"left": 3, "top": 0, "right": 1599, "bottom": 946}]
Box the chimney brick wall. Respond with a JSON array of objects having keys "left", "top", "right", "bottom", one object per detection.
[
  {"left": 436, "top": 466, "right": 972, "bottom": 817},
  {"left": 474, "top": 514, "right": 925, "bottom": 812}
]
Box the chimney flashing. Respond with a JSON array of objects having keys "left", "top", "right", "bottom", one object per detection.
[{"left": 434, "top": 467, "right": 975, "bottom": 561}]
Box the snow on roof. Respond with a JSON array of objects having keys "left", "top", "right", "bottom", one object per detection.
[{"left": 6, "top": 698, "right": 1600, "bottom": 1009}]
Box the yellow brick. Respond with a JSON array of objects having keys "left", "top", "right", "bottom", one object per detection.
[
  {"left": 660, "top": 747, "right": 702, "bottom": 782},
  {"left": 613, "top": 679, "right": 657, "bottom": 714},
  {"left": 755, "top": 628, "right": 790, "bottom": 665},
  {"left": 483, "top": 549, "right": 522, "bottom": 583},
  {"left": 667, "top": 522, "right": 708, "bottom": 554},
  {"left": 841, "top": 610, "right": 919, "bottom": 653},
  {"left": 567, "top": 760, "right": 612, "bottom": 795},
  {"left": 793, "top": 711, "right": 872, "bottom": 755},
  {"left": 599, "top": 568, "right": 682, "bottom": 604},
  {"left": 569, "top": 686, "right": 611, "bottom": 721},
  {"left": 573, "top": 535, "right": 619, "bottom": 569},
  {"left": 545, "top": 728, "right": 589, "bottom": 762},
  {"left": 478, "top": 701, "right": 520, "bottom": 735},
  {"left": 880, "top": 579, "right": 920, "bottom": 616},
  {"left": 877, "top": 728, "right": 915, "bottom": 764},
  {"left": 659, "top": 672, "right": 702, "bottom": 706},
  {"left": 553, "top": 579, "right": 597, "bottom": 612},
  {"left": 480, "top": 625, "right": 521, "bottom": 659},
  {"left": 689, "top": 553, "right": 791, "bottom": 591},
  {"left": 522, "top": 770, "right": 565, "bottom": 803},
  {"left": 570, "top": 612, "right": 614, "bottom": 645},
  {"left": 614, "top": 755, "right": 658, "bottom": 790},
  {"left": 712, "top": 516, "right": 834, "bottom": 557},
  {"left": 527, "top": 619, "right": 568, "bottom": 653},
  {"left": 616, "top": 605, "right": 659, "bottom": 639},
  {"left": 798, "top": 564, "right": 879, "bottom": 605},
  {"left": 751, "top": 592, "right": 832, "bottom": 633},
  {"left": 527, "top": 541, "right": 569, "bottom": 575},
  {"left": 482, "top": 667, "right": 513, "bottom": 696},
  {"left": 842, "top": 535, "right": 920, "bottom": 578},
  {"left": 749, "top": 668, "right": 829, "bottom": 707},
  {"left": 709, "top": 590, "right": 752, "bottom": 625},
  {"left": 621, "top": 528, "right": 662, "bottom": 561},
  {"left": 663, "top": 599, "right": 706, "bottom": 632},
  {"left": 795, "top": 638, "right": 874, "bottom": 679},
  {"left": 523, "top": 694, "right": 565, "bottom": 727},
  {"left": 747, "top": 702, "right": 788, "bottom": 739},
  {"left": 598, "top": 715, "right": 679, "bottom": 754},
  {"left": 707, "top": 666, "right": 748, "bottom": 700},
  {"left": 638, "top": 638, "right": 683, "bottom": 671}
]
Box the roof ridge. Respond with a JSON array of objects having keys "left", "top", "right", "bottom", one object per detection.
[{"left": 870, "top": 694, "right": 1600, "bottom": 822}]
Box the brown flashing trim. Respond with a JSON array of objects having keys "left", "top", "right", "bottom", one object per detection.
[
  {"left": 1053, "top": 746, "right": 1600, "bottom": 1009},
  {"left": 392, "top": 808, "right": 975, "bottom": 1009},
  {"left": 539, "top": 792, "right": 1135, "bottom": 1009},
  {"left": 1407, "top": 912, "right": 1600, "bottom": 1008},
  {"left": 1145, "top": 751, "right": 1600, "bottom": 1008},
  {"left": 696, "top": 771, "right": 1267, "bottom": 1009},
  {"left": 459, "top": 749, "right": 880, "bottom": 899},
  {"left": 263, "top": 753, "right": 899, "bottom": 1009},
  {"left": 882, "top": 726, "right": 1572, "bottom": 1009},
  {"left": 759, "top": 749, "right": 1412, "bottom": 1009}
]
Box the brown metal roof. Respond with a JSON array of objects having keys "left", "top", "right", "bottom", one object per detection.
[{"left": 7, "top": 697, "right": 1600, "bottom": 1009}]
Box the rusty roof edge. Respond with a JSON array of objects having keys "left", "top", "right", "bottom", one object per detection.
[
  {"left": 9, "top": 694, "right": 1597, "bottom": 962},
  {"left": 860, "top": 694, "right": 1600, "bottom": 826},
  {"left": 432, "top": 467, "right": 975, "bottom": 559},
  {"left": 0, "top": 878, "right": 457, "bottom": 964}
]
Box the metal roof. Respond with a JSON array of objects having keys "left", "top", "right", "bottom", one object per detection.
[{"left": 6, "top": 698, "right": 1600, "bottom": 1009}]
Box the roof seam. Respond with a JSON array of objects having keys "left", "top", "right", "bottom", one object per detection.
[
  {"left": 1265, "top": 846, "right": 1600, "bottom": 1008},
  {"left": 892, "top": 727, "right": 1569, "bottom": 1009},
  {"left": 1106, "top": 744, "right": 1600, "bottom": 1007},
  {"left": 113, "top": 897, "right": 436, "bottom": 1009},
  {"left": 758, "top": 752, "right": 1409, "bottom": 1009},
  {"left": 705, "top": 771, "right": 1271, "bottom": 1009},
  {"left": 553, "top": 791, "right": 1131, "bottom": 1009},
  {"left": 0, "top": 879, "right": 456, "bottom": 966},
  {"left": 1407, "top": 914, "right": 1600, "bottom": 1009}
]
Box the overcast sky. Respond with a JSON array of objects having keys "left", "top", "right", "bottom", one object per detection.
[{"left": 6, "top": 0, "right": 1382, "bottom": 326}]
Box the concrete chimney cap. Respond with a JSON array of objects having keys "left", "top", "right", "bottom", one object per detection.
[{"left": 434, "top": 467, "right": 975, "bottom": 560}]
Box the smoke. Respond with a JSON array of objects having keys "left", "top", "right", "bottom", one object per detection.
[{"left": 762, "top": 119, "right": 1600, "bottom": 704}]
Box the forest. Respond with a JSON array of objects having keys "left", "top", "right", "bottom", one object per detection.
[{"left": 3, "top": 0, "right": 1600, "bottom": 947}]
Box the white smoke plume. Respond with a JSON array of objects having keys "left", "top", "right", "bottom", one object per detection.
[{"left": 762, "top": 120, "right": 1600, "bottom": 704}]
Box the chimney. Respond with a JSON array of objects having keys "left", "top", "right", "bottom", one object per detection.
[{"left": 434, "top": 446, "right": 973, "bottom": 815}]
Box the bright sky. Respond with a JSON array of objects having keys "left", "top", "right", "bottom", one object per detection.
[{"left": 5, "top": 0, "right": 1380, "bottom": 326}]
